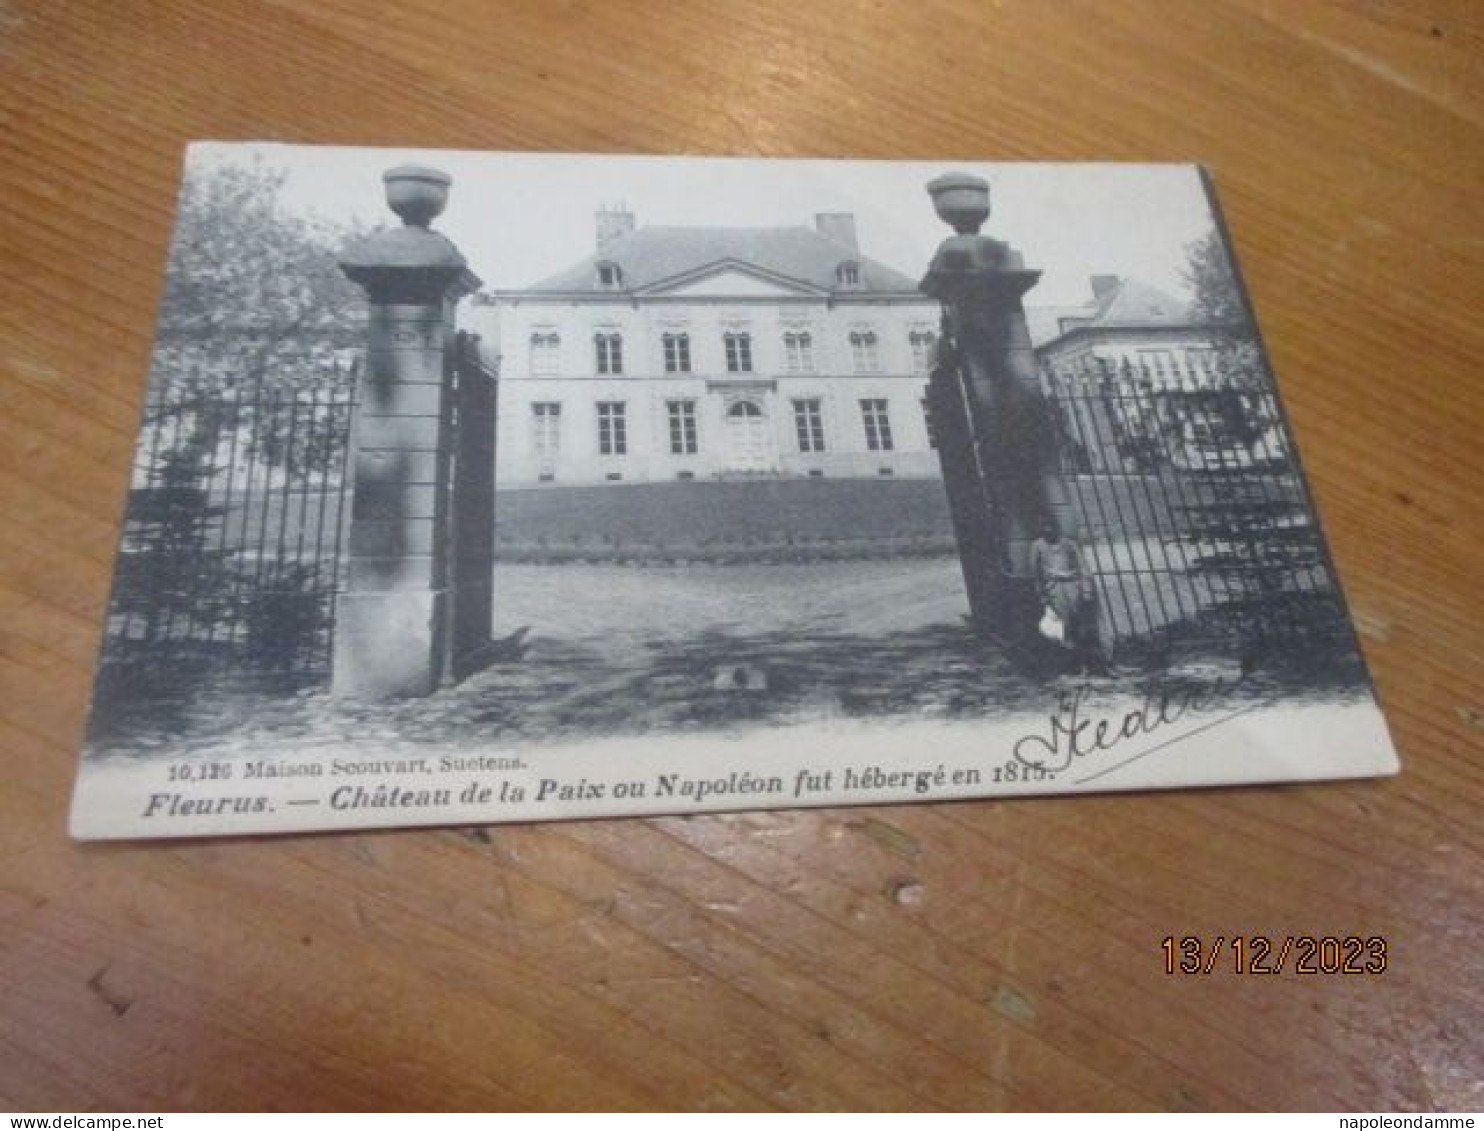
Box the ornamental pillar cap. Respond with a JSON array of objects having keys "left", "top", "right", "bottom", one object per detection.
[
  {"left": 338, "top": 165, "right": 483, "bottom": 303},
  {"left": 383, "top": 165, "right": 452, "bottom": 227},
  {"left": 921, "top": 171, "right": 1038, "bottom": 302},
  {"left": 927, "top": 172, "right": 990, "bottom": 235}
]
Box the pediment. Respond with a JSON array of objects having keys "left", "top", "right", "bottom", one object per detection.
[{"left": 639, "top": 260, "right": 826, "bottom": 299}]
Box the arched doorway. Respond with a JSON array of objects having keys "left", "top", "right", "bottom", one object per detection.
[{"left": 725, "top": 399, "right": 772, "bottom": 473}]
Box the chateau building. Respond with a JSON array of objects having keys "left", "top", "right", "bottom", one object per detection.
[
  {"left": 465, "top": 207, "right": 1219, "bottom": 488},
  {"left": 466, "top": 209, "right": 943, "bottom": 487}
]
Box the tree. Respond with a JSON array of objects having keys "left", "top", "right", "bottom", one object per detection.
[
  {"left": 144, "top": 157, "right": 367, "bottom": 487},
  {"left": 1182, "top": 229, "right": 1263, "bottom": 386},
  {"left": 154, "top": 156, "right": 368, "bottom": 394},
  {"left": 102, "top": 158, "right": 367, "bottom": 694},
  {"left": 1173, "top": 231, "right": 1345, "bottom": 660},
  {"left": 113, "top": 406, "right": 233, "bottom": 650}
]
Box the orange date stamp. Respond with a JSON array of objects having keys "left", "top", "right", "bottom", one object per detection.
[{"left": 1161, "top": 935, "right": 1388, "bottom": 975}]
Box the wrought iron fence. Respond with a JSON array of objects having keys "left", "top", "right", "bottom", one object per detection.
[
  {"left": 1042, "top": 355, "right": 1349, "bottom": 658},
  {"left": 97, "top": 356, "right": 358, "bottom": 698}
]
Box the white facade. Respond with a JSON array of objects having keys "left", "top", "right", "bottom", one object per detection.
[
  {"left": 463, "top": 224, "right": 1220, "bottom": 490},
  {"left": 1038, "top": 327, "right": 1221, "bottom": 384},
  {"left": 463, "top": 213, "right": 944, "bottom": 487},
  {"left": 1026, "top": 275, "right": 1221, "bottom": 385}
]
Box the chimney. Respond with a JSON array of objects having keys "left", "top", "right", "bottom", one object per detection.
[
  {"left": 815, "top": 212, "right": 858, "bottom": 252},
  {"left": 1090, "top": 274, "right": 1121, "bottom": 303},
  {"left": 596, "top": 206, "right": 635, "bottom": 255}
]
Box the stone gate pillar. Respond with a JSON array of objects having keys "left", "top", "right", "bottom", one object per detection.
[
  {"left": 334, "top": 165, "right": 483, "bottom": 698},
  {"left": 921, "top": 173, "right": 1074, "bottom": 644}
]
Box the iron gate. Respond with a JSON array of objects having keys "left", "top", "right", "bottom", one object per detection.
[
  {"left": 1042, "top": 355, "right": 1349, "bottom": 659},
  {"left": 447, "top": 330, "right": 498, "bottom": 680},
  {"left": 97, "top": 355, "right": 358, "bottom": 698}
]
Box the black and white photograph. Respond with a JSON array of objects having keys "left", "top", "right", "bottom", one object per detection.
[{"left": 69, "top": 144, "right": 1399, "bottom": 839}]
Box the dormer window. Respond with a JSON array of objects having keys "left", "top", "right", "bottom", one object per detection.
[
  {"left": 836, "top": 261, "right": 861, "bottom": 289},
  {"left": 596, "top": 260, "right": 623, "bottom": 289}
]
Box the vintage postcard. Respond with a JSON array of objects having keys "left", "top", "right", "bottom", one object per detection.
[{"left": 69, "top": 144, "right": 1398, "bottom": 839}]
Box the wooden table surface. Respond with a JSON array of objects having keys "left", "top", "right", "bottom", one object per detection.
[{"left": 3, "top": 0, "right": 1482, "bottom": 1112}]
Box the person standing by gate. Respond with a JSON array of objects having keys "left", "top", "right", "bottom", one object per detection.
[{"left": 1030, "top": 517, "right": 1100, "bottom": 671}]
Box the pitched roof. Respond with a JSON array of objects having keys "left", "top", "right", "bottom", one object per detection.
[
  {"left": 525, "top": 225, "right": 922, "bottom": 295},
  {"left": 1024, "top": 304, "right": 1095, "bottom": 349},
  {"left": 1027, "top": 277, "right": 1197, "bottom": 347},
  {"left": 1091, "top": 278, "right": 1192, "bottom": 327}
]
